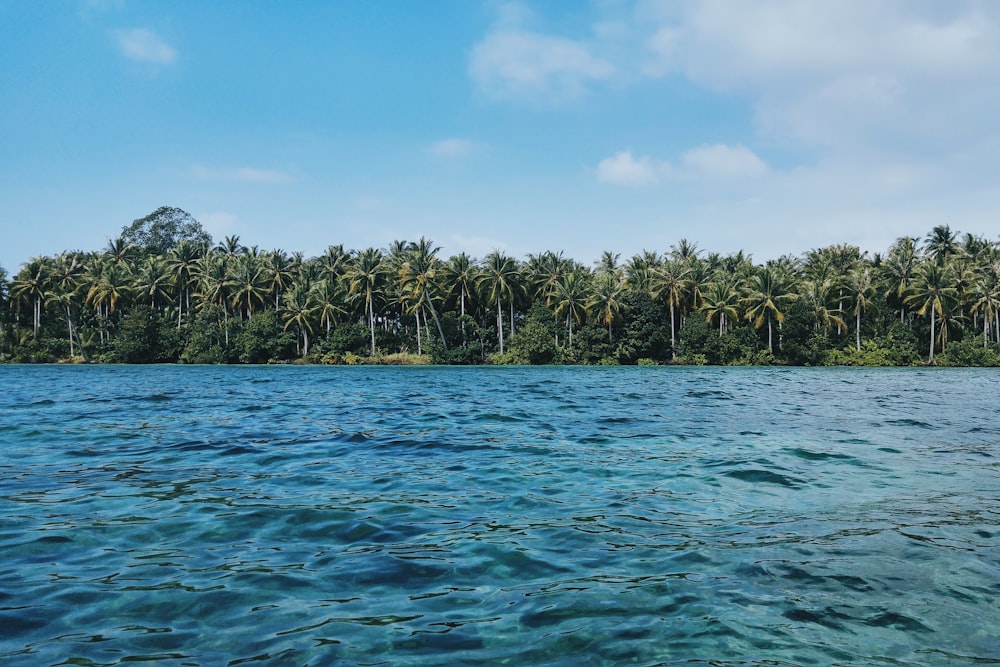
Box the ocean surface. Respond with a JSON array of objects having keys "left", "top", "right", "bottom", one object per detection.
[{"left": 0, "top": 365, "right": 998, "bottom": 666}]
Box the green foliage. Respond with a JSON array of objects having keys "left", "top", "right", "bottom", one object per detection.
[
  {"left": 234, "top": 310, "right": 295, "bottom": 363},
  {"left": 108, "top": 306, "right": 171, "bottom": 363},
  {"left": 7, "top": 221, "right": 1000, "bottom": 367},
  {"left": 507, "top": 306, "right": 558, "bottom": 365},
  {"left": 120, "top": 206, "right": 212, "bottom": 254},
  {"left": 939, "top": 336, "right": 1000, "bottom": 367},
  {"left": 179, "top": 306, "right": 228, "bottom": 364},
  {"left": 615, "top": 293, "right": 669, "bottom": 364}
]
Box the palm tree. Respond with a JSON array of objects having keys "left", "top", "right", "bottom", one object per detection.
[
  {"left": 588, "top": 271, "right": 625, "bottom": 341},
  {"left": 651, "top": 259, "right": 691, "bottom": 359},
  {"left": 847, "top": 266, "right": 874, "bottom": 351},
  {"left": 166, "top": 240, "right": 204, "bottom": 327},
  {"left": 882, "top": 237, "right": 919, "bottom": 322},
  {"left": 925, "top": 224, "right": 958, "bottom": 265},
  {"left": 444, "top": 252, "right": 477, "bottom": 340},
  {"left": 550, "top": 270, "right": 590, "bottom": 348},
  {"left": 742, "top": 267, "right": 796, "bottom": 354},
  {"left": 478, "top": 250, "right": 519, "bottom": 355},
  {"left": 670, "top": 238, "right": 700, "bottom": 261},
  {"left": 904, "top": 262, "right": 958, "bottom": 363},
  {"left": 11, "top": 257, "right": 52, "bottom": 339},
  {"left": 105, "top": 235, "right": 136, "bottom": 267},
  {"left": 133, "top": 256, "right": 174, "bottom": 311},
  {"left": 800, "top": 279, "right": 846, "bottom": 335},
  {"left": 229, "top": 253, "right": 269, "bottom": 319},
  {"left": 312, "top": 278, "right": 348, "bottom": 334},
  {"left": 969, "top": 262, "right": 1000, "bottom": 349},
  {"left": 86, "top": 260, "right": 131, "bottom": 332},
  {"left": 399, "top": 237, "right": 447, "bottom": 349},
  {"left": 624, "top": 250, "right": 662, "bottom": 295},
  {"left": 265, "top": 250, "right": 296, "bottom": 309},
  {"left": 217, "top": 235, "right": 243, "bottom": 258},
  {"left": 281, "top": 282, "right": 318, "bottom": 356},
  {"left": 701, "top": 279, "right": 741, "bottom": 335},
  {"left": 320, "top": 244, "right": 350, "bottom": 282},
  {"left": 346, "top": 247, "right": 386, "bottom": 356},
  {"left": 195, "top": 253, "right": 234, "bottom": 347},
  {"left": 596, "top": 251, "right": 621, "bottom": 275},
  {"left": 46, "top": 253, "right": 85, "bottom": 357}
]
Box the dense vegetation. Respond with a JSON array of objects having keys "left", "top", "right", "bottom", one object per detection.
[{"left": 3, "top": 206, "right": 1000, "bottom": 366}]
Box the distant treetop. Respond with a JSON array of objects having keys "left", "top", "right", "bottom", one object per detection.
[{"left": 120, "top": 206, "right": 212, "bottom": 254}]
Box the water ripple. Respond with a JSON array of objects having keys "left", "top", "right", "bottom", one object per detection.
[{"left": 0, "top": 366, "right": 998, "bottom": 665}]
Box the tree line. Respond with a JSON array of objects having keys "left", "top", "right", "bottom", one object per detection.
[{"left": 2, "top": 207, "right": 999, "bottom": 366}]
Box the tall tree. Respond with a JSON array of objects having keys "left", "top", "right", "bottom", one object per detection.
[
  {"left": 651, "top": 259, "right": 691, "bottom": 359},
  {"left": 165, "top": 240, "right": 204, "bottom": 327},
  {"left": 742, "top": 267, "right": 796, "bottom": 354},
  {"left": 399, "top": 237, "right": 447, "bottom": 349},
  {"left": 346, "top": 247, "right": 386, "bottom": 356},
  {"left": 588, "top": 271, "right": 625, "bottom": 341},
  {"left": 550, "top": 270, "right": 590, "bottom": 348},
  {"left": 479, "top": 250, "right": 519, "bottom": 355},
  {"left": 701, "top": 279, "right": 741, "bottom": 335},
  {"left": 121, "top": 206, "right": 212, "bottom": 254},
  {"left": 11, "top": 257, "right": 52, "bottom": 339},
  {"left": 281, "top": 282, "right": 318, "bottom": 356},
  {"left": 847, "top": 266, "right": 874, "bottom": 351},
  {"left": 905, "top": 262, "right": 958, "bottom": 363}
]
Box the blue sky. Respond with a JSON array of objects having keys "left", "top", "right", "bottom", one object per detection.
[{"left": 3, "top": 1, "right": 1000, "bottom": 272}]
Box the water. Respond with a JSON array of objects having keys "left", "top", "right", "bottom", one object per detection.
[{"left": 1, "top": 365, "right": 998, "bottom": 666}]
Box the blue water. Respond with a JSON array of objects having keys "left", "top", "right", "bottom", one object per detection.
[{"left": 1, "top": 366, "right": 998, "bottom": 666}]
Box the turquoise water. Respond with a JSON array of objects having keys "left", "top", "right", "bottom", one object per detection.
[{"left": 1, "top": 366, "right": 998, "bottom": 666}]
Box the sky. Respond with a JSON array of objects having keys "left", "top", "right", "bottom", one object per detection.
[{"left": 3, "top": 0, "right": 1000, "bottom": 272}]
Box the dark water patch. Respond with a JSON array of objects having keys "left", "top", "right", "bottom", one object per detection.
[
  {"left": 686, "top": 389, "right": 734, "bottom": 400},
  {"left": 786, "top": 447, "right": 855, "bottom": 461},
  {"left": 723, "top": 469, "right": 802, "bottom": 487},
  {"left": 886, "top": 418, "right": 935, "bottom": 429},
  {"left": 138, "top": 393, "right": 175, "bottom": 402}
]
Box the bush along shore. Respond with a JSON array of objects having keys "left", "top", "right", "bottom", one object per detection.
[{"left": 3, "top": 207, "right": 1000, "bottom": 366}]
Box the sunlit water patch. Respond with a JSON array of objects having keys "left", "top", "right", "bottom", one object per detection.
[{"left": 1, "top": 365, "right": 998, "bottom": 665}]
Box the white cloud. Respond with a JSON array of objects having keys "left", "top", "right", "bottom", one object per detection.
[
  {"left": 427, "top": 138, "right": 478, "bottom": 158},
  {"left": 190, "top": 165, "right": 293, "bottom": 184},
  {"left": 680, "top": 144, "right": 770, "bottom": 180},
  {"left": 597, "top": 151, "right": 662, "bottom": 187},
  {"left": 639, "top": 1, "right": 1000, "bottom": 151},
  {"left": 113, "top": 28, "right": 176, "bottom": 65},
  {"left": 598, "top": 144, "right": 768, "bottom": 187},
  {"left": 469, "top": 30, "right": 613, "bottom": 102}
]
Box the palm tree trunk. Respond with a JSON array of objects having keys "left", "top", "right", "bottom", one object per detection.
[
  {"left": 669, "top": 301, "right": 676, "bottom": 359},
  {"left": 767, "top": 315, "right": 773, "bottom": 354},
  {"left": 497, "top": 299, "right": 504, "bottom": 355},
  {"left": 985, "top": 306, "right": 990, "bottom": 348},
  {"left": 856, "top": 310, "right": 861, "bottom": 352},
  {"left": 416, "top": 308, "right": 422, "bottom": 355},
  {"left": 65, "top": 305, "right": 75, "bottom": 357},
  {"left": 303, "top": 328, "right": 309, "bottom": 356},
  {"left": 424, "top": 287, "right": 447, "bottom": 349},
  {"left": 368, "top": 294, "right": 376, "bottom": 356},
  {"left": 929, "top": 307, "right": 936, "bottom": 362},
  {"left": 460, "top": 286, "right": 466, "bottom": 341}
]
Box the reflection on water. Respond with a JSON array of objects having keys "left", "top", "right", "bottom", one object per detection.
[{"left": 1, "top": 366, "right": 998, "bottom": 665}]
